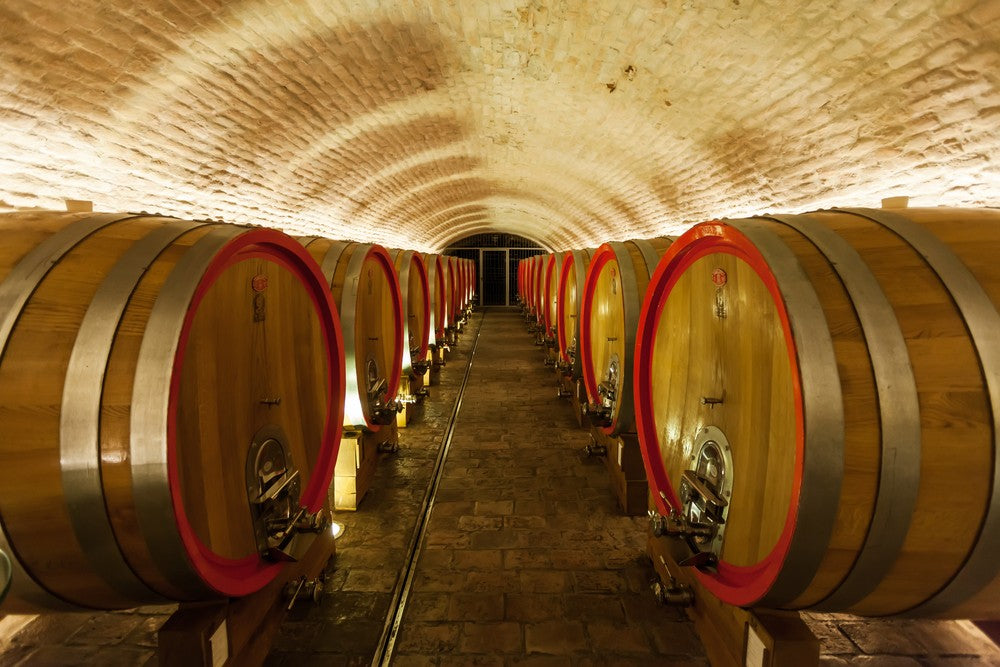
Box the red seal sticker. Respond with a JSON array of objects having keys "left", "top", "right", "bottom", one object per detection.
[
  {"left": 251, "top": 275, "right": 268, "bottom": 292},
  {"left": 712, "top": 268, "right": 727, "bottom": 286}
]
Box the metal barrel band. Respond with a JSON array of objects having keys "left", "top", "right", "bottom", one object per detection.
[
  {"left": 836, "top": 208, "right": 1000, "bottom": 617},
  {"left": 728, "top": 219, "right": 845, "bottom": 607},
  {"left": 61, "top": 218, "right": 208, "bottom": 603},
  {"left": 0, "top": 212, "right": 143, "bottom": 609},
  {"left": 130, "top": 225, "right": 245, "bottom": 596},
  {"left": 763, "top": 212, "right": 921, "bottom": 610}
]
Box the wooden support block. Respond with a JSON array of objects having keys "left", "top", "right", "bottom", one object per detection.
[
  {"left": 332, "top": 424, "right": 396, "bottom": 511},
  {"left": 158, "top": 512, "right": 336, "bottom": 667},
  {"left": 564, "top": 376, "right": 586, "bottom": 428},
  {"left": 429, "top": 345, "right": 446, "bottom": 386},
  {"left": 397, "top": 375, "right": 426, "bottom": 428},
  {"left": 593, "top": 430, "right": 648, "bottom": 516},
  {"left": 647, "top": 530, "right": 818, "bottom": 667}
]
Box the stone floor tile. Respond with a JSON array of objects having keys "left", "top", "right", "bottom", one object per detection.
[
  {"left": 586, "top": 621, "right": 652, "bottom": 654},
  {"left": 460, "top": 622, "right": 523, "bottom": 653},
  {"left": 447, "top": 593, "right": 505, "bottom": 621},
  {"left": 396, "top": 622, "right": 462, "bottom": 654},
  {"left": 524, "top": 620, "right": 588, "bottom": 654}
]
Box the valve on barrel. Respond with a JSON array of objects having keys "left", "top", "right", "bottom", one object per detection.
[
  {"left": 648, "top": 426, "right": 734, "bottom": 574},
  {"left": 586, "top": 357, "right": 618, "bottom": 427},
  {"left": 246, "top": 427, "right": 331, "bottom": 563},
  {"left": 368, "top": 359, "right": 404, "bottom": 425},
  {"left": 411, "top": 346, "right": 431, "bottom": 376}
]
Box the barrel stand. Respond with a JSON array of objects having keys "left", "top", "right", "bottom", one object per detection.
[
  {"left": 332, "top": 422, "right": 399, "bottom": 510},
  {"left": 429, "top": 345, "right": 446, "bottom": 385},
  {"left": 586, "top": 428, "right": 648, "bottom": 516},
  {"left": 396, "top": 373, "right": 429, "bottom": 428},
  {"left": 158, "top": 517, "right": 335, "bottom": 666},
  {"left": 646, "top": 529, "right": 818, "bottom": 667},
  {"left": 557, "top": 373, "right": 586, "bottom": 428}
]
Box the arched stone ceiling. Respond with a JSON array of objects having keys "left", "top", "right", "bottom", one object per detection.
[{"left": 0, "top": 1, "right": 997, "bottom": 252}]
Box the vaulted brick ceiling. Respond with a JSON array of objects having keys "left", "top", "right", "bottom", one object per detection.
[{"left": 1, "top": 1, "right": 998, "bottom": 251}]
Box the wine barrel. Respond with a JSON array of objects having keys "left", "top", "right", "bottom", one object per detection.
[
  {"left": 542, "top": 251, "right": 564, "bottom": 339},
  {"left": 391, "top": 249, "right": 431, "bottom": 379},
  {"left": 426, "top": 254, "right": 448, "bottom": 347},
  {"left": 443, "top": 255, "right": 458, "bottom": 333},
  {"left": 302, "top": 239, "right": 403, "bottom": 432},
  {"left": 580, "top": 238, "right": 673, "bottom": 436},
  {"left": 517, "top": 258, "right": 528, "bottom": 307},
  {"left": 0, "top": 212, "right": 345, "bottom": 610},
  {"left": 556, "top": 248, "right": 594, "bottom": 377},
  {"left": 523, "top": 255, "right": 537, "bottom": 316},
  {"left": 532, "top": 254, "right": 547, "bottom": 323},
  {"left": 468, "top": 258, "right": 477, "bottom": 305},
  {"left": 635, "top": 207, "right": 1000, "bottom": 618}
]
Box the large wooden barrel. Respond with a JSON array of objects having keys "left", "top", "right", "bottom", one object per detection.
[
  {"left": 580, "top": 238, "right": 673, "bottom": 436},
  {"left": 542, "top": 252, "right": 564, "bottom": 340},
  {"left": 556, "top": 248, "right": 594, "bottom": 377},
  {"left": 302, "top": 239, "right": 403, "bottom": 432},
  {"left": 391, "top": 249, "right": 430, "bottom": 379},
  {"left": 635, "top": 207, "right": 1000, "bottom": 618},
  {"left": 532, "top": 254, "right": 547, "bottom": 323},
  {"left": 517, "top": 258, "right": 528, "bottom": 307},
  {"left": 523, "top": 256, "right": 536, "bottom": 316},
  {"left": 467, "top": 258, "right": 477, "bottom": 306},
  {"left": 0, "top": 212, "right": 345, "bottom": 610},
  {"left": 443, "top": 255, "right": 458, "bottom": 333},
  {"left": 426, "top": 254, "right": 448, "bottom": 347}
]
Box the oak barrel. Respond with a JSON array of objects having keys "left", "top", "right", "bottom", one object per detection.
[
  {"left": 302, "top": 239, "right": 403, "bottom": 432},
  {"left": 517, "top": 258, "right": 527, "bottom": 307},
  {"left": 425, "top": 254, "right": 448, "bottom": 348},
  {"left": 444, "top": 255, "right": 458, "bottom": 333},
  {"left": 391, "top": 249, "right": 430, "bottom": 379},
  {"left": 0, "top": 212, "right": 345, "bottom": 610},
  {"left": 523, "top": 255, "right": 538, "bottom": 317},
  {"left": 532, "top": 254, "right": 547, "bottom": 323},
  {"left": 556, "top": 248, "right": 594, "bottom": 378},
  {"left": 580, "top": 238, "right": 673, "bottom": 436},
  {"left": 542, "top": 251, "right": 564, "bottom": 339},
  {"left": 635, "top": 208, "right": 1000, "bottom": 618}
]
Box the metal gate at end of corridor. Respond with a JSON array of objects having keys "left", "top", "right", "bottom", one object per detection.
[{"left": 445, "top": 234, "right": 546, "bottom": 307}]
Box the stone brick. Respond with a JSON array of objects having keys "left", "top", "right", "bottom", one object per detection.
[
  {"left": 453, "top": 549, "right": 504, "bottom": 570},
  {"left": 524, "top": 621, "right": 588, "bottom": 654},
  {"left": 459, "top": 622, "right": 522, "bottom": 653},
  {"left": 586, "top": 621, "right": 652, "bottom": 654},
  {"left": 447, "top": 593, "right": 504, "bottom": 621},
  {"left": 475, "top": 500, "right": 515, "bottom": 516},
  {"left": 397, "top": 623, "right": 462, "bottom": 654},
  {"left": 505, "top": 594, "right": 565, "bottom": 622}
]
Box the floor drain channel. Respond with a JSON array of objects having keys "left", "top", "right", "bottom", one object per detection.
[{"left": 372, "top": 309, "right": 487, "bottom": 666}]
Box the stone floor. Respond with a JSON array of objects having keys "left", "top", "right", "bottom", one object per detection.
[{"left": 2, "top": 307, "right": 1000, "bottom": 666}]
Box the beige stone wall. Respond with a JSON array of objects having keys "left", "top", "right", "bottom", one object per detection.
[{"left": 0, "top": 0, "right": 997, "bottom": 251}]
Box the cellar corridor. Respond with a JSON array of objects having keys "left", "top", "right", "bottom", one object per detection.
[{"left": 3, "top": 308, "right": 1000, "bottom": 666}]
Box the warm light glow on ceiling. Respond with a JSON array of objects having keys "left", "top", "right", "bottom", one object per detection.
[{"left": 0, "top": 2, "right": 997, "bottom": 250}]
